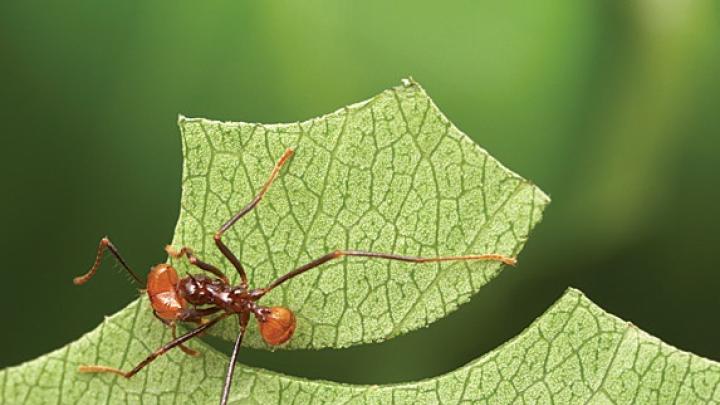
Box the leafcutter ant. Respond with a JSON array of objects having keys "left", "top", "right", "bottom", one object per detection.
[{"left": 73, "top": 147, "right": 516, "bottom": 404}]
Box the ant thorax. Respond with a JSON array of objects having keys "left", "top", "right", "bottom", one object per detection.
[
  {"left": 178, "top": 274, "right": 231, "bottom": 305},
  {"left": 177, "top": 274, "right": 259, "bottom": 315}
]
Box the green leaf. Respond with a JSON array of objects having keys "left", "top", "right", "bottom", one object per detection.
[
  {"left": 4, "top": 288, "right": 719, "bottom": 403},
  {"left": 10, "top": 80, "right": 716, "bottom": 404},
  {"left": 172, "top": 78, "right": 549, "bottom": 348}
]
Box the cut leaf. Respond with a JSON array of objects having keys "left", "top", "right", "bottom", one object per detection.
[
  {"left": 0, "top": 79, "right": 558, "bottom": 403},
  {"left": 4, "top": 288, "right": 719, "bottom": 404},
  {"left": 174, "top": 79, "right": 549, "bottom": 348}
]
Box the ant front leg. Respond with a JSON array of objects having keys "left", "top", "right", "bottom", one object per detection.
[
  {"left": 152, "top": 306, "right": 222, "bottom": 357},
  {"left": 171, "top": 323, "right": 200, "bottom": 356},
  {"left": 165, "top": 245, "right": 229, "bottom": 284},
  {"left": 259, "top": 250, "right": 517, "bottom": 295},
  {"left": 213, "top": 147, "right": 294, "bottom": 288},
  {"left": 73, "top": 237, "right": 143, "bottom": 286},
  {"left": 151, "top": 312, "right": 200, "bottom": 357},
  {"left": 78, "top": 314, "right": 229, "bottom": 378}
]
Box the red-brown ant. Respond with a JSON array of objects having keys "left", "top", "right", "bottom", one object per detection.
[{"left": 73, "top": 148, "right": 517, "bottom": 405}]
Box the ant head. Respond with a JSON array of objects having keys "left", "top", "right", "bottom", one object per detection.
[{"left": 258, "top": 306, "right": 296, "bottom": 346}]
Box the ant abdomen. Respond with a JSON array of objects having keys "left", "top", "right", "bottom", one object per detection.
[
  {"left": 259, "top": 306, "right": 296, "bottom": 345},
  {"left": 147, "top": 264, "right": 187, "bottom": 321}
]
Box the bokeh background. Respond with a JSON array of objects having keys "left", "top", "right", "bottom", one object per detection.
[{"left": 1, "top": 1, "right": 719, "bottom": 384}]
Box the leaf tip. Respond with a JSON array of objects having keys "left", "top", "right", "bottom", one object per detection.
[
  {"left": 400, "top": 76, "right": 418, "bottom": 88},
  {"left": 563, "top": 286, "right": 584, "bottom": 298}
]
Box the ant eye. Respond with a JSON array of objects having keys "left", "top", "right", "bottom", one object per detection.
[{"left": 259, "top": 307, "right": 296, "bottom": 346}]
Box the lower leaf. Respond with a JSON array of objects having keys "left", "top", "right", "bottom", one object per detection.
[{"left": 2, "top": 288, "right": 718, "bottom": 404}]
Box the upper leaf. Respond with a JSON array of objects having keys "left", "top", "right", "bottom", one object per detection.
[
  {"left": 173, "top": 79, "right": 549, "bottom": 348},
  {"left": 4, "top": 288, "right": 719, "bottom": 404}
]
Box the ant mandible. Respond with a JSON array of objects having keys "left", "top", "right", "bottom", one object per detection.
[{"left": 73, "top": 147, "right": 517, "bottom": 405}]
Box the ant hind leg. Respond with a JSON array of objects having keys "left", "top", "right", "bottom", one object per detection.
[
  {"left": 261, "top": 249, "right": 517, "bottom": 294},
  {"left": 220, "top": 313, "right": 250, "bottom": 405}
]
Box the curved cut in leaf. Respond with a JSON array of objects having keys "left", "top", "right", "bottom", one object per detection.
[
  {"left": 173, "top": 79, "right": 549, "bottom": 348},
  {"left": 4, "top": 288, "right": 719, "bottom": 404}
]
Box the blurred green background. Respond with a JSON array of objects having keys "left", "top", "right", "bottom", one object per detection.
[{"left": 1, "top": 1, "right": 719, "bottom": 384}]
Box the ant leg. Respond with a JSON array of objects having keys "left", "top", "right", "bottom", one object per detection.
[
  {"left": 171, "top": 323, "right": 200, "bottom": 357},
  {"left": 260, "top": 250, "right": 516, "bottom": 294},
  {"left": 177, "top": 306, "right": 223, "bottom": 323},
  {"left": 220, "top": 313, "right": 249, "bottom": 405},
  {"left": 165, "top": 245, "right": 229, "bottom": 284},
  {"left": 151, "top": 312, "right": 200, "bottom": 357},
  {"left": 213, "top": 148, "right": 294, "bottom": 287},
  {"left": 78, "top": 313, "right": 229, "bottom": 378},
  {"left": 73, "top": 237, "right": 142, "bottom": 286}
]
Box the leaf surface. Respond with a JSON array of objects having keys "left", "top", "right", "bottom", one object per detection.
[
  {"left": 10, "top": 80, "right": 717, "bottom": 404},
  {"left": 172, "top": 79, "right": 548, "bottom": 348},
  {"left": 4, "top": 288, "right": 719, "bottom": 404}
]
